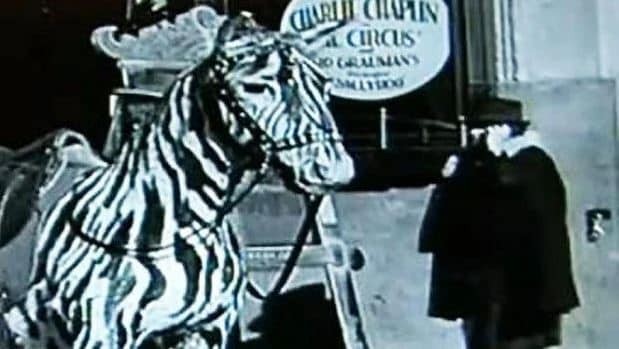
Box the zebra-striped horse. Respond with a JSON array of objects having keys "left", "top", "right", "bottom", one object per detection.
[{"left": 1, "top": 6, "right": 354, "bottom": 349}]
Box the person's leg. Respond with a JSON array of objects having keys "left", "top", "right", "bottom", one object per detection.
[
  {"left": 462, "top": 304, "right": 501, "bottom": 349},
  {"left": 495, "top": 311, "right": 562, "bottom": 349},
  {"left": 496, "top": 335, "right": 546, "bottom": 349},
  {"left": 463, "top": 318, "right": 483, "bottom": 349}
]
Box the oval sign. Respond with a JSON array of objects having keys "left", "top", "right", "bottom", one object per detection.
[{"left": 281, "top": 0, "right": 451, "bottom": 101}]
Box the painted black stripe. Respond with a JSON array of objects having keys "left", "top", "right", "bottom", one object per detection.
[
  {"left": 50, "top": 311, "right": 73, "bottom": 344},
  {"left": 72, "top": 181, "right": 108, "bottom": 225},
  {"left": 65, "top": 262, "right": 97, "bottom": 320},
  {"left": 188, "top": 85, "right": 230, "bottom": 172},
  {"left": 154, "top": 133, "right": 184, "bottom": 219},
  {"left": 115, "top": 309, "right": 128, "bottom": 349},
  {"left": 194, "top": 242, "right": 219, "bottom": 316},
  {"left": 102, "top": 153, "right": 131, "bottom": 208},
  {"left": 46, "top": 224, "right": 81, "bottom": 280},
  {"left": 34, "top": 289, "right": 48, "bottom": 322},
  {"left": 17, "top": 302, "right": 40, "bottom": 339},
  {"left": 31, "top": 204, "right": 74, "bottom": 285},
  {"left": 196, "top": 317, "right": 224, "bottom": 344},
  {"left": 106, "top": 212, "right": 134, "bottom": 248},
  {"left": 138, "top": 262, "right": 166, "bottom": 311},
  {"left": 55, "top": 239, "right": 95, "bottom": 283},
  {"left": 159, "top": 127, "right": 222, "bottom": 214},
  {"left": 71, "top": 169, "right": 107, "bottom": 197},
  {"left": 136, "top": 183, "right": 164, "bottom": 248},
  {"left": 167, "top": 77, "right": 229, "bottom": 179},
  {"left": 69, "top": 301, "right": 84, "bottom": 340},
  {"left": 160, "top": 90, "right": 190, "bottom": 177},
  {"left": 298, "top": 66, "right": 324, "bottom": 121},
  {"left": 161, "top": 80, "right": 185, "bottom": 142},
  {"left": 84, "top": 206, "right": 103, "bottom": 233},
  {"left": 129, "top": 310, "right": 142, "bottom": 345},
  {"left": 181, "top": 149, "right": 226, "bottom": 205},
  {"left": 169, "top": 233, "right": 201, "bottom": 316},
  {"left": 189, "top": 210, "right": 211, "bottom": 229},
  {"left": 127, "top": 146, "right": 142, "bottom": 191}
]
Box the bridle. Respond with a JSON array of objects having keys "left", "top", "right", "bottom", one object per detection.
[{"left": 199, "top": 35, "right": 342, "bottom": 209}]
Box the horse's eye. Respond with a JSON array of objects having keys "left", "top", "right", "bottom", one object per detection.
[{"left": 243, "top": 83, "right": 266, "bottom": 93}]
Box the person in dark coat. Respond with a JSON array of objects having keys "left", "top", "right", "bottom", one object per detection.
[{"left": 418, "top": 97, "right": 580, "bottom": 349}]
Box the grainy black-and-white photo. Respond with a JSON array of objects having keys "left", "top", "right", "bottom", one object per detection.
[{"left": 0, "top": 1, "right": 615, "bottom": 348}]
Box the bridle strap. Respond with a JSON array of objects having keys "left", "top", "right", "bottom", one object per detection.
[{"left": 215, "top": 84, "right": 341, "bottom": 152}]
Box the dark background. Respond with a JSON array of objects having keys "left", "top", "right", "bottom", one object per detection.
[
  {"left": 0, "top": 1, "right": 467, "bottom": 189},
  {"left": 0, "top": 1, "right": 125, "bottom": 150}
]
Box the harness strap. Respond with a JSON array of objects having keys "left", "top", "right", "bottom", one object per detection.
[{"left": 245, "top": 195, "right": 323, "bottom": 300}]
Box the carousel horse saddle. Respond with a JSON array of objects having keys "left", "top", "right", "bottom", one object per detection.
[
  {"left": 0, "top": 129, "right": 103, "bottom": 248},
  {"left": 0, "top": 129, "right": 106, "bottom": 304},
  {"left": 0, "top": 129, "right": 106, "bottom": 249}
]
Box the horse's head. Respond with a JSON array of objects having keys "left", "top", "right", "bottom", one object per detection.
[
  {"left": 92, "top": 6, "right": 354, "bottom": 195},
  {"left": 201, "top": 13, "right": 354, "bottom": 194}
]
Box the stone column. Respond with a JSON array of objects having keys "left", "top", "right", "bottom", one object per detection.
[{"left": 466, "top": 0, "right": 603, "bottom": 84}]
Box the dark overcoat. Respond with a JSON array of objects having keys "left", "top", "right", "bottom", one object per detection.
[{"left": 418, "top": 145, "right": 580, "bottom": 321}]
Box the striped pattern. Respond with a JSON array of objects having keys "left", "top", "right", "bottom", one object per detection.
[
  {"left": 2, "top": 20, "right": 353, "bottom": 349},
  {"left": 5, "top": 76, "right": 245, "bottom": 349}
]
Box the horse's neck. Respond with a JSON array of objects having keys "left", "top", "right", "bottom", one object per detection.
[{"left": 69, "top": 80, "right": 241, "bottom": 251}]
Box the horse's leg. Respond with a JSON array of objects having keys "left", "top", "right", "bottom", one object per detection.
[
  {"left": 180, "top": 222, "right": 246, "bottom": 349},
  {"left": 163, "top": 269, "right": 244, "bottom": 349},
  {"left": 173, "top": 300, "right": 242, "bottom": 349},
  {"left": 67, "top": 238, "right": 147, "bottom": 348},
  {"left": 71, "top": 294, "right": 144, "bottom": 349}
]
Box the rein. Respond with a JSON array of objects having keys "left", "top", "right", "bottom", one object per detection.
[{"left": 245, "top": 194, "right": 323, "bottom": 300}]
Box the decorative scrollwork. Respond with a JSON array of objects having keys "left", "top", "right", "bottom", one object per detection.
[{"left": 91, "top": 5, "right": 225, "bottom": 66}]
